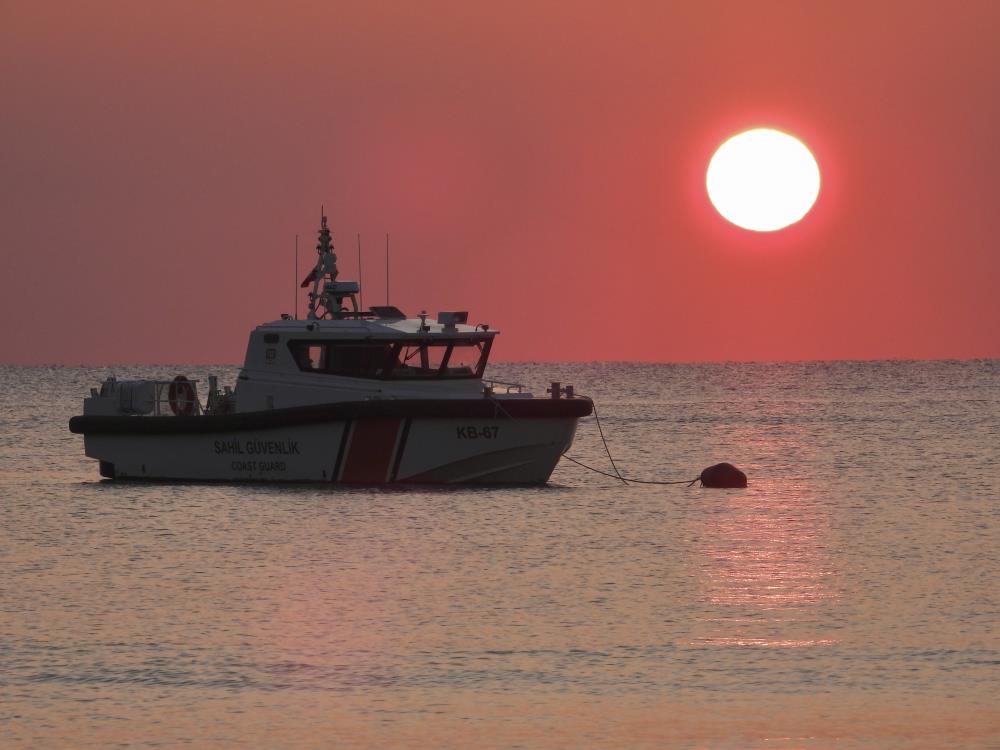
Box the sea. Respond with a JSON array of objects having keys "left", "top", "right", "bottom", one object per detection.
[{"left": 1, "top": 361, "right": 997, "bottom": 749}]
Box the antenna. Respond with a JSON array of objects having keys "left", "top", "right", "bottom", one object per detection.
[
  {"left": 357, "top": 233, "right": 364, "bottom": 312},
  {"left": 385, "top": 233, "right": 390, "bottom": 305},
  {"left": 294, "top": 234, "right": 299, "bottom": 320}
]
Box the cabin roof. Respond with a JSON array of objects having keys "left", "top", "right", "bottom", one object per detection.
[{"left": 255, "top": 317, "right": 496, "bottom": 338}]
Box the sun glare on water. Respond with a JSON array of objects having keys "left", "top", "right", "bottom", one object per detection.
[{"left": 706, "top": 128, "right": 820, "bottom": 232}]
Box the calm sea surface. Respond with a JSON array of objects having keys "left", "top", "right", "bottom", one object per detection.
[{"left": 1, "top": 362, "right": 997, "bottom": 749}]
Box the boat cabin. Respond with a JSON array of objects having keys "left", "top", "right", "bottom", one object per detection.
[{"left": 233, "top": 311, "right": 497, "bottom": 411}]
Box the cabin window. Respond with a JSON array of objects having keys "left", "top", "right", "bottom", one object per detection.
[
  {"left": 326, "top": 343, "right": 395, "bottom": 377},
  {"left": 293, "top": 343, "right": 327, "bottom": 372},
  {"left": 288, "top": 338, "right": 491, "bottom": 379},
  {"left": 288, "top": 341, "right": 394, "bottom": 378},
  {"left": 393, "top": 341, "right": 450, "bottom": 378},
  {"left": 388, "top": 338, "right": 491, "bottom": 379},
  {"left": 444, "top": 340, "right": 488, "bottom": 377}
]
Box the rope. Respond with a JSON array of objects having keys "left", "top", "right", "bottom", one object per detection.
[
  {"left": 488, "top": 389, "right": 698, "bottom": 486},
  {"left": 567, "top": 396, "right": 698, "bottom": 486},
  {"left": 560, "top": 453, "right": 697, "bottom": 485},
  {"left": 590, "top": 401, "right": 628, "bottom": 485}
]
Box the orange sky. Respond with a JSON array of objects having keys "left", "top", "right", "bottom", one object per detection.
[{"left": 2, "top": 1, "right": 998, "bottom": 363}]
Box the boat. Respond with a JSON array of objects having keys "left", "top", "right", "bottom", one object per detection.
[{"left": 68, "top": 213, "right": 592, "bottom": 484}]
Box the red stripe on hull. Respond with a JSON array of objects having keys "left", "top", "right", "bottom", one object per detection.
[{"left": 340, "top": 418, "right": 402, "bottom": 484}]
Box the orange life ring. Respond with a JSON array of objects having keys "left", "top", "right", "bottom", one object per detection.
[{"left": 168, "top": 375, "right": 197, "bottom": 416}]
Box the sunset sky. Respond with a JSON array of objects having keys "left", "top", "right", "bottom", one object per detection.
[{"left": 2, "top": 1, "right": 998, "bottom": 364}]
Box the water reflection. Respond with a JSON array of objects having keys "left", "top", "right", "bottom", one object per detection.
[{"left": 694, "top": 477, "right": 838, "bottom": 649}]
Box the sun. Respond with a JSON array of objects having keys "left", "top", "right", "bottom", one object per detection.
[{"left": 706, "top": 128, "right": 820, "bottom": 232}]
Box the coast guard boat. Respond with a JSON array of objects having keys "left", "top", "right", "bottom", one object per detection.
[{"left": 69, "top": 214, "right": 592, "bottom": 483}]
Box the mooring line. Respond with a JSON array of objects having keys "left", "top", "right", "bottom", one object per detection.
[
  {"left": 560, "top": 453, "right": 697, "bottom": 485},
  {"left": 571, "top": 397, "right": 696, "bottom": 486},
  {"left": 490, "top": 390, "right": 699, "bottom": 486},
  {"left": 588, "top": 401, "right": 629, "bottom": 485}
]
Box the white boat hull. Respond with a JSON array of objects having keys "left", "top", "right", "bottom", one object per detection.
[{"left": 70, "top": 400, "right": 590, "bottom": 484}]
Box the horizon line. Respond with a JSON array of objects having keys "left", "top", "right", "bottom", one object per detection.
[{"left": 2, "top": 355, "right": 998, "bottom": 368}]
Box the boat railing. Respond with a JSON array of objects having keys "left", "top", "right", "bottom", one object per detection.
[
  {"left": 93, "top": 378, "right": 204, "bottom": 417},
  {"left": 484, "top": 378, "right": 526, "bottom": 394}
]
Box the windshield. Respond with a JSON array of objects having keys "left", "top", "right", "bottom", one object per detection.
[
  {"left": 389, "top": 339, "right": 490, "bottom": 379},
  {"left": 288, "top": 338, "right": 491, "bottom": 379}
]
